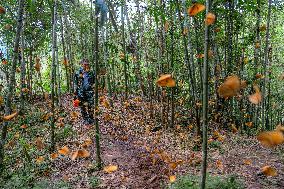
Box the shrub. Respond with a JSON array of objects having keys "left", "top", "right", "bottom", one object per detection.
[{"left": 169, "top": 175, "right": 244, "bottom": 189}]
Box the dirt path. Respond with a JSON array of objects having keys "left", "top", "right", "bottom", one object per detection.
[
  {"left": 49, "top": 95, "right": 166, "bottom": 189},
  {"left": 48, "top": 94, "right": 284, "bottom": 189}
]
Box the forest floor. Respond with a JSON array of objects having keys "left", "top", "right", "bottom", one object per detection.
[
  {"left": 2, "top": 94, "right": 284, "bottom": 189},
  {"left": 46, "top": 94, "right": 284, "bottom": 189}
]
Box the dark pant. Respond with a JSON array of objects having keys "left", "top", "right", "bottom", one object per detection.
[{"left": 78, "top": 91, "right": 94, "bottom": 120}]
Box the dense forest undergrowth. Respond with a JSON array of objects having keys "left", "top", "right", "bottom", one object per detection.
[{"left": 1, "top": 94, "right": 284, "bottom": 188}]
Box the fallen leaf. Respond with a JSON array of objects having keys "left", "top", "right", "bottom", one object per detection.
[
  {"left": 71, "top": 149, "right": 90, "bottom": 160},
  {"left": 169, "top": 175, "right": 176, "bottom": 183},
  {"left": 20, "top": 124, "right": 28, "bottom": 129},
  {"left": 231, "top": 124, "right": 238, "bottom": 133},
  {"left": 36, "top": 156, "right": 44, "bottom": 164},
  {"left": 3, "top": 112, "right": 18, "bottom": 121},
  {"left": 35, "top": 137, "right": 45, "bottom": 150},
  {"left": 82, "top": 138, "right": 92, "bottom": 148},
  {"left": 50, "top": 153, "right": 58, "bottom": 160},
  {"left": 104, "top": 165, "right": 118, "bottom": 173},
  {"left": 58, "top": 146, "right": 70, "bottom": 156},
  {"left": 241, "top": 80, "right": 247, "bottom": 89},
  {"left": 243, "top": 159, "right": 252, "bottom": 165},
  {"left": 261, "top": 166, "right": 277, "bottom": 176},
  {"left": 216, "top": 159, "right": 223, "bottom": 170}
]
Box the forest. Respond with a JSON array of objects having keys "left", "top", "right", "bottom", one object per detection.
[{"left": 0, "top": 0, "right": 284, "bottom": 188}]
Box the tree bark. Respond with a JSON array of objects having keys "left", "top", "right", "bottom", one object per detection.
[
  {"left": 94, "top": 2, "right": 102, "bottom": 169},
  {"left": 201, "top": 0, "right": 211, "bottom": 188},
  {"left": 50, "top": 0, "right": 58, "bottom": 151},
  {"left": 262, "top": 0, "right": 272, "bottom": 130}
]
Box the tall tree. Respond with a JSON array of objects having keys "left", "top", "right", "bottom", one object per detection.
[
  {"left": 262, "top": 0, "right": 272, "bottom": 130},
  {"left": 50, "top": 0, "right": 58, "bottom": 151},
  {"left": 0, "top": 0, "right": 25, "bottom": 171},
  {"left": 94, "top": 0, "right": 102, "bottom": 169},
  {"left": 201, "top": 0, "right": 212, "bottom": 188}
]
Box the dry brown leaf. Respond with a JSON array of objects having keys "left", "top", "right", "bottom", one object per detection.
[
  {"left": 248, "top": 85, "right": 262, "bottom": 105},
  {"left": 104, "top": 165, "right": 118, "bottom": 173},
  {"left": 216, "top": 159, "right": 223, "bottom": 170},
  {"left": 50, "top": 153, "right": 58, "bottom": 160},
  {"left": 275, "top": 125, "right": 284, "bottom": 132},
  {"left": 20, "top": 124, "right": 28, "bottom": 129},
  {"left": 243, "top": 159, "right": 252, "bottom": 165},
  {"left": 35, "top": 137, "right": 45, "bottom": 150},
  {"left": 164, "top": 21, "right": 170, "bottom": 32},
  {"left": 261, "top": 166, "right": 277, "bottom": 176},
  {"left": 205, "top": 12, "right": 216, "bottom": 25},
  {"left": 3, "top": 112, "right": 18, "bottom": 121},
  {"left": 156, "top": 74, "right": 176, "bottom": 87},
  {"left": 82, "top": 138, "right": 92, "bottom": 148},
  {"left": 218, "top": 75, "right": 241, "bottom": 98},
  {"left": 169, "top": 175, "right": 176, "bottom": 183},
  {"left": 71, "top": 149, "right": 90, "bottom": 160},
  {"left": 0, "top": 6, "right": 6, "bottom": 14},
  {"left": 257, "top": 131, "right": 284, "bottom": 148},
  {"left": 259, "top": 24, "right": 266, "bottom": 31},
  {"left": 36, "top": 156, "right": 44, "bottom": 164},
  {"left": 255, "top": 73, "right": 263, "bottom": 79},
  {"left": 245, "top": 122, "right": 253, "bottom": 128},
  {"left": 187, "top": 3, "right": 205, "bottom": 16},
  {"left": 255, "top": 42, "right": 260, "bottom": 49},
  {"left": 58, "top": 146, "right": 70, "bottom": 156}
]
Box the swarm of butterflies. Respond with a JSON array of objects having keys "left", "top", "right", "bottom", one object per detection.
[{"left": 155, "top": 3, "right": 284, "bottom": 150}]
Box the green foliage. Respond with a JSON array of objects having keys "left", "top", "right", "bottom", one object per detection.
[
  {"left": 0, "top": 172, "right": 71, "bottom": 189},
  {"left": 208, "top": 140, "right": 222, "bottom": 149},
  {"left": 89, "top": 176, "right": 100, "bottom": 188},
  {"left": 33, "top": 179, "right": 71, "bottom": 189},
  {"left": 169, "top": 175, "right": 244, "bottom": 189},
  {"left": 0, "top": 171, "right": 36, "bottom": 189},
  {"left": 55, "top": 124, "right": 75, "bottom": 142}
]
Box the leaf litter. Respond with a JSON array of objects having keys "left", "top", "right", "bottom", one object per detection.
[{"left": 23, "top": 94, "right": 284, "bottom": 188}]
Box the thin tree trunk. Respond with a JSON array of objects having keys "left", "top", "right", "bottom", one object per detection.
[
  {"left": 201, "top": 0, "right": 211, "bottom": 188},
  {"left": 59, "top": 15, "right": 70, "bottom": 92},
  {"left": 20, "top": 19, "right": 26, "bottom": 112},
  {"left": 0, "top": 0, "right": 25, "bottom": 171},
  {"left": 121, "top": 0, "right": 128, "bottom": 100},
  {"left": 50, "top": 0, "right": 58, "bottom": 152},
  {"left": 176, "top": 0, "right": 200, "bottom": 135},
  {"left": 262, "top": 0, "right": 272, "bottom": 130},
  {"left": 28, "top": 48, "right": 33, "bottom": 101},
  {"left": 94, "top": 4, "right": 102, "bottom": 169},
  {"left": 61, "top": 0, "right": 73, "bottom": 93},
  {"left": 56, "top": 35, "right": 61, "bottom": 106}
]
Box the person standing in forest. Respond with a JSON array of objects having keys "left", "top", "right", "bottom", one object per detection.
[{"left": 74, "top": 59, "right": 95, "bottom": 124}]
